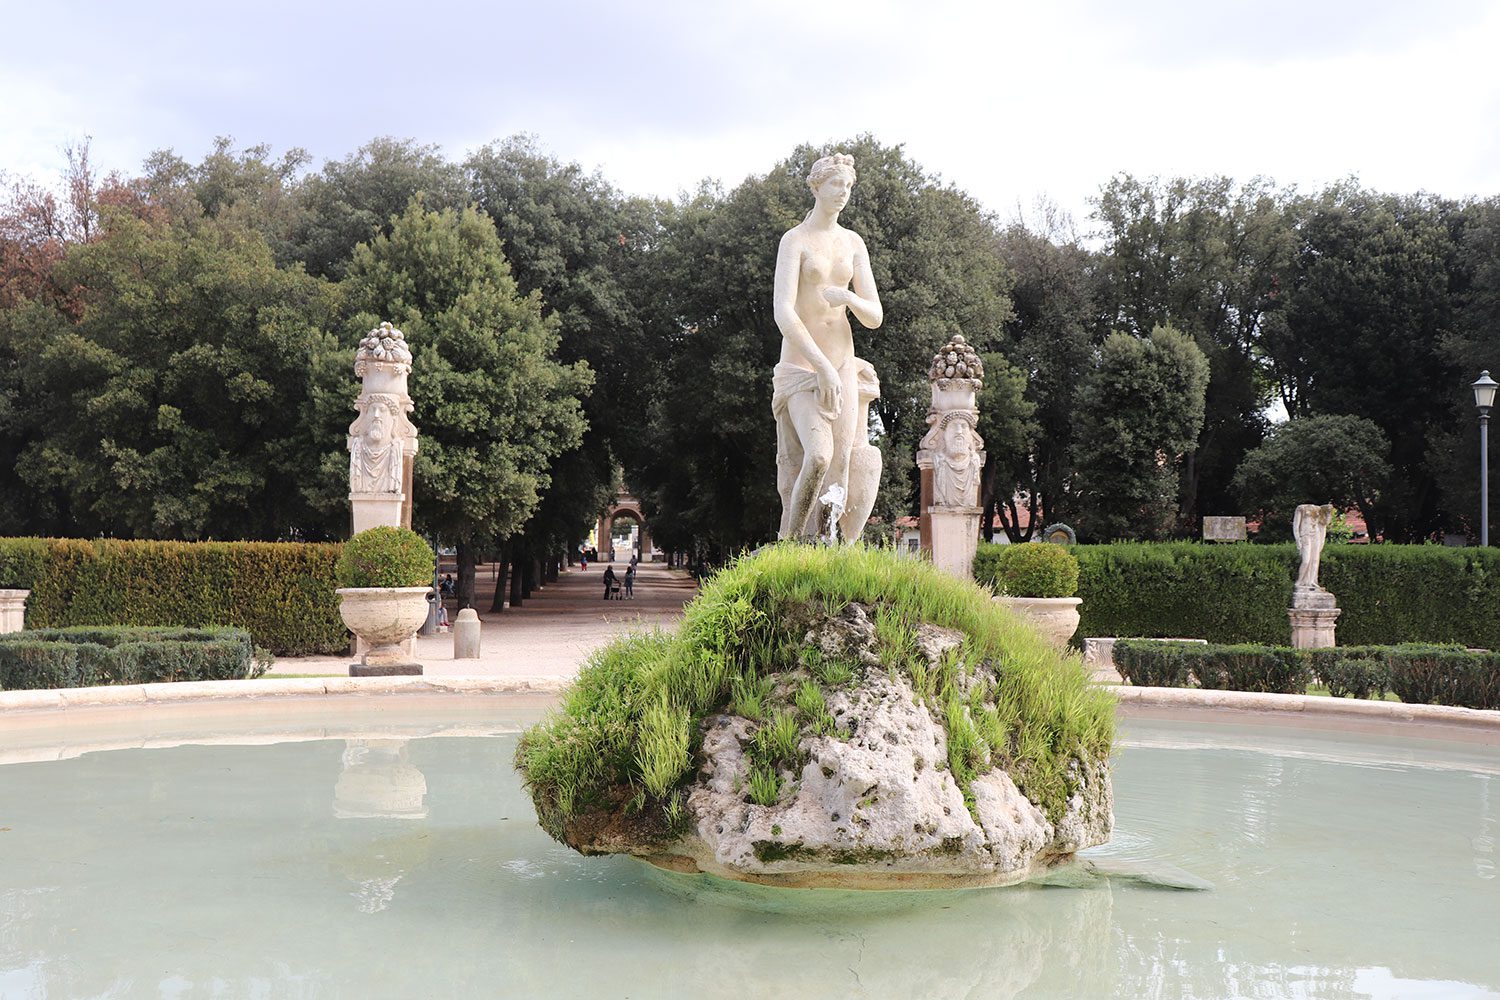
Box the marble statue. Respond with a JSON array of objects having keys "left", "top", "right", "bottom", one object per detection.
[
  {"left": 349, "top": 394, "right": 406, "bottom": 494},
  {"left": 933, "top": 415, "right": 981, "bottom": 508},
  {"left": 773, "top": 153, "right": 883, "bottom": 542},
  {"left": 916, "top": 334, "right": 986, "bottom": 579},
  {"left": 1293, "top": 503, "right": 1336, "bottom": 592},
  {"left": 348, "top": 321, "right": 419, "bottom": 533}
]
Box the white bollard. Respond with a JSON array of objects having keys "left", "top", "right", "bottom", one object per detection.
[{"left": 453, "top": 608, "right": 481, "bottom": 659}]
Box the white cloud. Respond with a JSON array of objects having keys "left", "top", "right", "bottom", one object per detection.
[{"left": 2, "top": 0, "right": 1497, "bottom": 225}]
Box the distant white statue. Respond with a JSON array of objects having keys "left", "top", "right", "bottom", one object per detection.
[
  {"left": 933, "top": 415, "right": 981, "bottom": 508},
  {"left": 1293, "top": 503, "right": 1336, "bottom": 592},
  {"left": 349, "top": 394, "right": 405, "bottom": 494},
  {"left": 772, "top": 153, "right": 883, "bottom": 542}
]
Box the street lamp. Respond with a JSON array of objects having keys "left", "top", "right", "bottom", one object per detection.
[{"left": 1474, "top": 371, "right": 1498, "bottom": 546}]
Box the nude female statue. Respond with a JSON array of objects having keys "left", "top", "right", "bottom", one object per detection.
[{"left": 772, "top": 154, "right": 884, "bottom": 541}]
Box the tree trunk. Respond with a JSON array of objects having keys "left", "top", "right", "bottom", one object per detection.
[
  {"left": 979, "top": 454, "right": 999, "bottom": 543},
  {"left": 489, "top": 540, "right": 510, "bottom": 613},
  {"left": 509, "top": 542, "right": 525, "bottom": 608},
  {"left": 1178, "top": 448, "right": 1200, "bottom": 537},
  {"left": 545, "top": 554, "right": 559, "bottom": 582},
  {"left": 524, "top": 555, "right": 539, "bottom": 598},
  {"left": 456, "top": 541, "right": 478, "bottom": 609}
]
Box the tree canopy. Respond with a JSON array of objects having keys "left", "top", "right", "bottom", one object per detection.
[{"left": 1, "top": 135, "right": 1495, "bottom": 556}]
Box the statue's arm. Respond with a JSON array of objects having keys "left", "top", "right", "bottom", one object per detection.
[
  {"left": 773, "top": 232, "right": 834, "bottom": 375},
  {"left": 843, "top": 234, "right": 883, "bottom": 330}
]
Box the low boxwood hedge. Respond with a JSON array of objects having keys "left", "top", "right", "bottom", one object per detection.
[
  {"left": 1113, "top": 639, "right": 1500, "bottom": 710},
  {"left": 0, "top": 626, "right": 268, "bottom": 690},
  {"left": 0, "top": 537, "right": 346, "bottom": 656}
]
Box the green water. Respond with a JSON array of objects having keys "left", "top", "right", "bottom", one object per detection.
[{"left": 1, "top": 713, "right": 1496, "bottom": 999}]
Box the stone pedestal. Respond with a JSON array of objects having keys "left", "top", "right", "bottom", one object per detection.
[
  {"left": 350, "top": 493, "right": 407, "bottom": 535},
  {"left": 928, "top": 508, "right": 981, "bottom": 581},
  {"left": 0, "top": 589, "right": 28, "bottom": 633},
  {"left": 1289, "top": 589, "right": 1340, "bottom": 649},
  {"left": 453, "top": 607, "right": 481, "bottom": 659}
]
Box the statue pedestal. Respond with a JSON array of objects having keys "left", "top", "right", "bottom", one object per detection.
[
  {"left": 928, "top": 508, "right": 981, "bottom": 581},
  {"left": 351, "top": 493, "right": 406, "bottom": 534},
  {"left": 0, "top": 589, "right": 28, "bottom": 633},
  {"left": 1289, "top": 589, "right": 1340, "bottom": 648}
]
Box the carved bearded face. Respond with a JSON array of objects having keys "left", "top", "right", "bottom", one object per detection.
[
  {"left": 944, "top": 420, "right": 971, "bottom": 460},
  {"left": 366, "top": 401, "right": 391, "bottom": 444}
]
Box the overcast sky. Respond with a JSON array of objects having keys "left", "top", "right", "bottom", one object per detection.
[{"left": 4, "top": 0, "right": 1498, "bottom": 229}]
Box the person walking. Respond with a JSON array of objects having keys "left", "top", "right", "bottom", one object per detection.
[
  {"left": 602, "top": 565, "right": 616, "bottom": 601},
  {"left": 624, "top": 564, "right": 635, "bottom": 599}
]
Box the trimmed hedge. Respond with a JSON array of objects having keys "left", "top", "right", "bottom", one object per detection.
[
  {"left": 976, "top": 542, "right": 1500, "bottom": 648},
  {"left": 0, "top": 626, "right": 267, "bottom": 690},
  {"left": 0, "top": 538, "right": 346, "bottom": 656},
  {"left": 1114, "top": 639, "right": 1500, "bottom": 710}
]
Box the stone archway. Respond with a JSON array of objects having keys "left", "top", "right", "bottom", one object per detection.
[{"left": 596, "top": 490, "right": 653, "bottom": 563}]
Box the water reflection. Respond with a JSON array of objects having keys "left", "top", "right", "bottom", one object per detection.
[{"left": 333, "top": 739, "right": 429, "bottom": 820}]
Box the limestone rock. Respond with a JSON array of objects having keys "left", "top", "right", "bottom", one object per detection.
[{"left": 558, "top": 603, "right": 1114, "bottom": 889}]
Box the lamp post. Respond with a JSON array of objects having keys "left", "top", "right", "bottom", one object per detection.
[{"left": 1474, "top": 371, "right": 1498, "bottom": 546}]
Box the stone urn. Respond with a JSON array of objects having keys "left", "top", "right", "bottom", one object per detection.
[
  {"left": 995, "top": 596, "right": 1082, "bottom": 649},
  {"left": 336, "top": 587, "right": 431, "bottom": 673}
]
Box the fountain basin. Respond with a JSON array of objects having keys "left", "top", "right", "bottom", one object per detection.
[{"left": 0, "top": 684, "right": 1497, "bottom": 1000}]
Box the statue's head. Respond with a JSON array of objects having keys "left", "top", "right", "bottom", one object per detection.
[
  {"left": 365, "top": 398, "right": 391, "bottom": 443},
  {"left": 943, "top": 418, "right": 972, "bottom": 459},
  {"left": 807, "top": 153, "right": 856, "bottom": 202}
]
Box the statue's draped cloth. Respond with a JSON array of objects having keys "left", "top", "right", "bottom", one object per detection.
[{"left": 772, "top": 356, "right": 880, "bottom": 485}]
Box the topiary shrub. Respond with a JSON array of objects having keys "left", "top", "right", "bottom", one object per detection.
[
  {"left": 335, "top": 527, "right": 434, "bottom": 589},
  {"left": 981, "top": 542, "right": 1079, "bottom": 598}
]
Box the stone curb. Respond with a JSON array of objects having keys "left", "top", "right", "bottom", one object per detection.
[
  {"left": 6, "top": 677, "right": 1497, "bottom": 732},
  {"left": 1113, "top": 685, "right": 1500, "bottom": 729},
  {"left": 0, "top": 674, "right": 571, "bottom": 714}
]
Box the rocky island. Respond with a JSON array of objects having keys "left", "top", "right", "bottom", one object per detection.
[{"left": 516, "top": 545, "right": 1114, "bottom": 889}]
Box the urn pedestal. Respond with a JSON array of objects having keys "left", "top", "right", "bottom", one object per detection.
[
  {"left": 336, "top": 587, "right": 429, "bottom": 676},
  {"left": 996, "top": 595, "right": 1083, "bottom": 648}
]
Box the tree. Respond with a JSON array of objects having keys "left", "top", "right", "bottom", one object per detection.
[
  {"left": 1232, "top": 414, "right": 1392, "bottom": 538},
  {"left": 1263, "top": 185, "right": 1466, "bottom": 540},
  {"left": 340, "top": 199, "right": 591, "bottom": 605},
  {"left": 465, "top": 137, "right": 661, "bottom": 583},
  {"left": 1071, "top": 326, "right": 1209, "bottom": 541},
  {"left": 973, "top": 351, "right": 1037, "bottom": 542},
  {"left": 134, "top": 137, "right": 310, "bottom": 261},
  {"left": 1428, "top": 196, "right": 1500, "bottom": 543},
  {"left": 993, "top": 218, "right": 1099, "bottom": 539},
  {"left": 289, "top": 138, "right": 468, "bottom": 280},
  {"left": 1091, "top": 175, "right": 1294, "bottom": 529},
  {"left": 9, "top": 209, "right": 340, "bottom": 539}
]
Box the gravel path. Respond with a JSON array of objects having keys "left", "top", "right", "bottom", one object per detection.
[{"left": 269, "top": 561, "right": 697, "bottom": 679}]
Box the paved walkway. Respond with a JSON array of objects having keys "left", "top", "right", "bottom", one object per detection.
[{"left": 270, "top": 561, "right": 698, "bottom": 679}]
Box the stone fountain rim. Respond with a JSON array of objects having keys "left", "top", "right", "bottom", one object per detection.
[{"left": 0, "top": 677, "right": 1495, "bottom": 727}]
